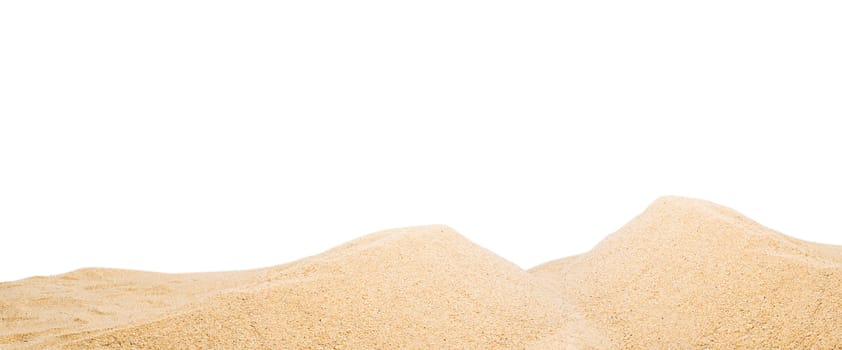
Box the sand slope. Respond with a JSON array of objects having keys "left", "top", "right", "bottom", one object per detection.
[
  {"left": 531, "top": 197, "right": 842, "bottom": 349},
  {"left": 2, "top": 225, "right": 605, "bottom": 349},
  {"left": 0, "top": 267, "right": 267, "bottom": 348},
  {"left": 3, "top": 198, "right": 841, "bottom": 349}
]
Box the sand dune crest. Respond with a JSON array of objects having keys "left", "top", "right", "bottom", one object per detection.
[
  {"left": 531, "top": 197, "right": 842, "bottom": 349},
  {"left": 3, "top": 198, "right": 841, "bottom": 349}
]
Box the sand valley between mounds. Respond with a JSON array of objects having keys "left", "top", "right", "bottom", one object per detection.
[{"left": 2, "top": 197, "right": 841, "bottom": 349}]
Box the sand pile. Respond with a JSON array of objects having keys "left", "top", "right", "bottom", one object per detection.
[
  {"left": 2, "top": 197, "right": 841, "bottom": 349},
  {"left": 1, "top": 268, "right": 266, "bottom": 348},
  {"left": 1, "top": 226, "right": 605, "bottom": 349},
  {"left": 532, "top": 197, "right": 842, "bottom": 348}
]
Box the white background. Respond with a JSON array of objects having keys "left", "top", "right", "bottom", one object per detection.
[{"left": 1, "top": 1, "right": 840, "bottom": 282}]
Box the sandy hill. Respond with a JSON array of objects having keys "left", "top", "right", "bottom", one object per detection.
[
  {"left": 4, "top": 198, "right": 841, "bottom": 349},
  {"left": 530, "top": 197, "right": 842, "bottom": 349},
  {"left": 2, "top": 225, "right": 605, "bottom": 349}
]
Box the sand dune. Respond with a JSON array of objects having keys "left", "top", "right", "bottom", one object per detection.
[
  {"left": 531, "top": 197, "right": 842, "bottom": 348},
  {"left": 2, "top": 226, "right": 605, "bottom": 349},
  {"left": 2, "top": 198, "right": 841, "bottom": 349}
]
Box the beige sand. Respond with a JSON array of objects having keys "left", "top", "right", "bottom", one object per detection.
[
  {"left": 1, "top": 226, "right": 605, "bottom": 349},
  {"left": 532, "top": 197, "right": 842, "bottom": 348},
  {"left": 2, "top": 197, "right": 841, "bottom": 349}
]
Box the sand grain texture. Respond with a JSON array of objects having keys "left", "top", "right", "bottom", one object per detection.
[
  {"left": 532, "top": 197, "right": 842, "bottom": 349},
  {"left": 3, "top": 198, "right": 842, "bottom": 349},
  {"left": 2, "top": 226, "right": 605, "bottom": 349}
]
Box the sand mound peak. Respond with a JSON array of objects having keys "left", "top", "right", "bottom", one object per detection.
[
  {"left": 531, "top": 198, "right": 842, "bottom": 349},
  {"left": 589, "top": 196, "right": 789, "bottom": 254},
  {"left": 631, "top": 196, "right": 759, "bottom": 231},
  {"left": 310, "top": 224, "right": 466, "bottom": 259}
]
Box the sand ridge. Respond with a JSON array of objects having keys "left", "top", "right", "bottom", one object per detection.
[
  {"left": 3, "top": 197, "right": 841, "bottom": 349},
  {"left": 531, "top": 197, "right": 842, "bottom": 348},
  {"left": 3, "top": 225, "right": 607, "bottom": 349}
]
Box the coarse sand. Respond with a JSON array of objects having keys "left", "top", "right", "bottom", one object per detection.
[
  {"left": 2, "top": 226, "right": 606, "bottom": 349},
  {"left": 2, "top": 197, "right": 841, "bottom": 349},
  {"left": 532, "top": 197, "right": 842, "bottom": 348}
]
